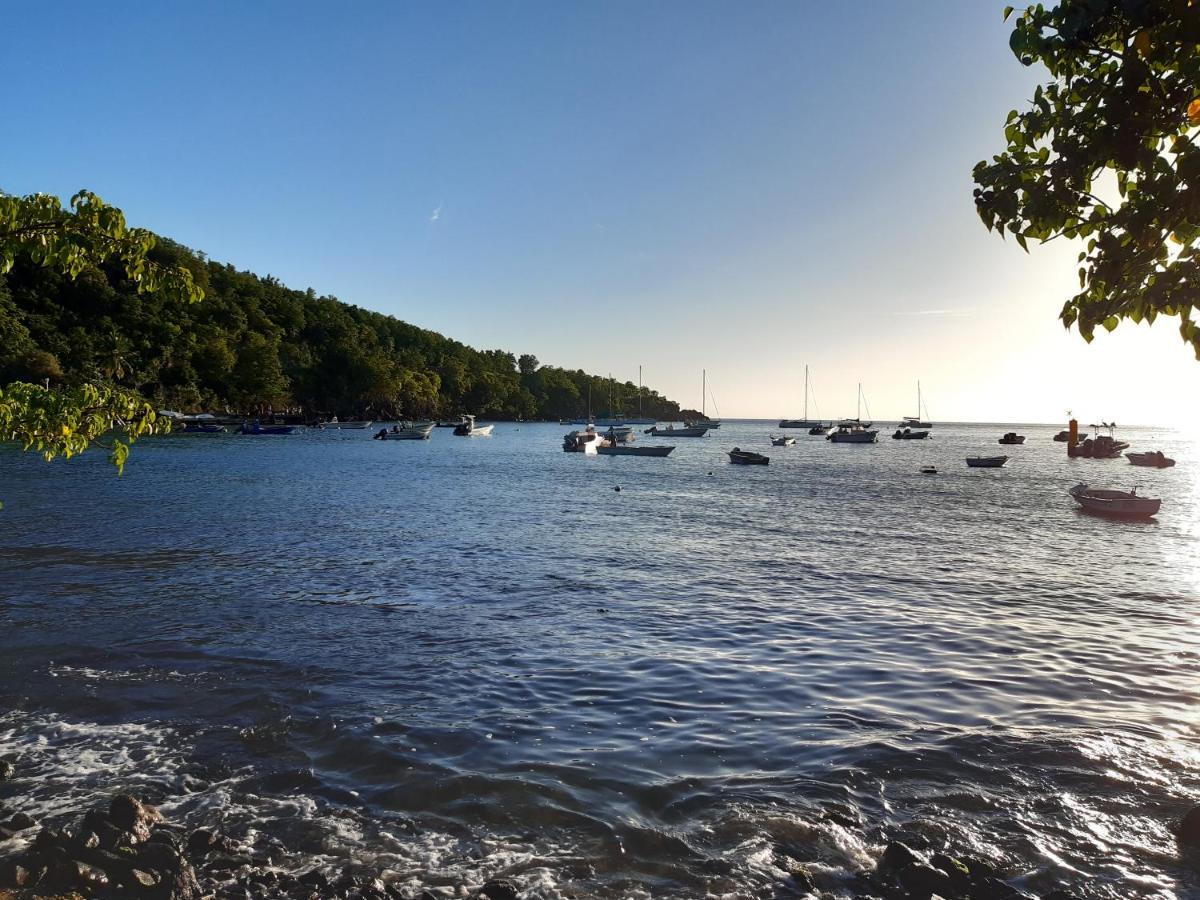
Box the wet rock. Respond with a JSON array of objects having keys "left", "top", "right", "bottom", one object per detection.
[
  {"left": 32, "top": 826, "right": 71, "bottom": 854},
  {"left": 476, "top": 879, "right": 520, "bottom": 900},
  {"left": 139, "top": 837, "right": 186, "bottom": 873},
  {"left": 155, "top": 860, "right": 202, "bottom": 900},
  {"left": 0, "top": 860, "right": 34, "bottom": 889},
  {"left": 4, "top": 811, "right": 36, "bottom": 830},
  {"left": 1178, "top": 805, "right": 1200, "bottom": 848},
  {"left": 930, "top": 852, "right": 970, "bottom": 894},
  {"left": 960, "top": 856, "right": 999, "bottom": 883},
  {"left": 0, "top": 825, "right": 16, "bottom": 842},
  {"left": 110, "top": 792, "right": 162, "bottom": 843},
  {"left": 969, "top": 875, "right": 1036, "bottom": 899},
  {"left": 899, "top": 862, "right": 953, "bottom": 898},
  {"left": 879, "top": 840, "right": 920, "bottom": 872},
  {"left": 298, "top": 868, "right": 331, "bottom": 890},
  {"left": 188, "top": 827, "right": 219, "bottom": 857},
  {"left": 0, "top": 759, "right": 15, "bottom": 782}
]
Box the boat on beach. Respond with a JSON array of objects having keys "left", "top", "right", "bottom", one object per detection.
[
  {"left": 999, "top": 432, "right": 1026, "bottom": 445},
  {"left": 966, "top": 455, "right": 1008, "bottom": 468},
  {"left": 728, "top": 448, "right": 768, "bottom": 465},
  {"left": 1069, "top": 483, "right": 1161, "bottom": 518},
  {"left": 453, "top": 415, "right": 493, "bottom": 436},
  {"left": 1126, "top": 451, "right": 1175, "bottom": 468}
]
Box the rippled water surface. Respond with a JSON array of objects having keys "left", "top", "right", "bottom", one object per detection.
[{"left": 2, "top": 422, "right": 1199, "bottom": 898}]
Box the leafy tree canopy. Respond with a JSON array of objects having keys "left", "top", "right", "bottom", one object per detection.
[
  {"left": 974, "top": 1, "right": 1200, "bottom": 355},
  {"left": 0, "top": 189, "right": 204, "bottom": 474}
]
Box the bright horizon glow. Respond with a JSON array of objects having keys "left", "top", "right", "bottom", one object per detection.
[{"left": 3, "top": 2, "right": 1198, "bottom": 426}]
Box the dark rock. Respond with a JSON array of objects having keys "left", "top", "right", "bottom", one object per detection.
[
  {"left": 0, "top": 861, "right": 33, "bottom": 888},
  {"left": 154, "top": 860, "right": 202, "bottom": 900},
  {"left": 139, "top": 838, "right": 186, "bottom": 873},
  {"left": 111, "top": 793, "right": 148, "bottom": 830},
  {"left": 961, "top": 855, "right": 1000, "bottom": 883},
  {"left": 879, "top": 840, "right": 920, "bottom": 873},
  {"left": 206, "top": 853, "right": 255, "bottom": 872},
  {"left": 930, "top": 852, "right": 970, "bottom": 894},
  {"left": 477, "top": 879, "right": 520, "bottom": 900},
  {"left": 1178, "top": 805, "right": 1200, "bottom": 848},
  {"left": 899, "top": 862, "right": 954, "bottom": 898},
  {"left": 0, "top": 760, "right": 14, "bottom": 781},
  {"left": 5, "top": 811, "right": 36, "bottom": 830},
  {"left": 0, "top": 825, "right": 15, "bottom": 842},
  {"left": 299, "top": 868, "right": 331, "bottom": 889},
  {"left": 188, "top": 827, "right": 219, "bottom": 857},
  {"left": 132, "top": 867, "right": 162, "bottom": 888},
  {"left": 32, "top": 826, "right": 71, "bottom": 854},
  {"left": 969, "top": 875, "right": 1036, "bottom": 899}
]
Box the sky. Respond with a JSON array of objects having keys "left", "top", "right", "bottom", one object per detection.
[{"left": 3, "top": 1, "right": 1197, "bottom": 425}]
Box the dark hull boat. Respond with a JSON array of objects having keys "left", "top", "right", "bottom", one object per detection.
[
  {"left": 237, "top": 423, "right": 296, "bottom": 435},
  {"left": 729, "top": 448, "right": 769, "bottom": 465},
  {"left": 597, "top": 445, "right": 674, "bottom": 457},
  {"left": 998, "top": 433, "right": 1026, "bottom": 445},
  {"left": 966, "top": 455, "right": 1008, "bottom": 468},
  {"left": 892, "top": 428, "right": 929, "bottom": 440}
]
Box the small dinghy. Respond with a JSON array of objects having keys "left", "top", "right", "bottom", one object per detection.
[
  {"left": 966, "top": 455, "right": 1009, "bottom": 468},
  {"left": 770, "top": 435, "right": 795, "bottom": 447},
  {"left": 1069, "top": 483, "right": 1161, "bottom": 519},
  {"left": 920, "top": 465, "right": 937, "bottom": 475},
  {"left": 998, "top": 432, "right": 1025, "bottom": 445},
  {"left": 1126, "top": 451, "right": 1175, "bottom": 468},
  {"left": 729, "top": 448, "right": 769, "bottom": 465},
  {"left": 891, "top": 428, "right": 929, "bottom": 440}
]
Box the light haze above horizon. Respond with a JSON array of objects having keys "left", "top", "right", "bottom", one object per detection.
[{"left": 4, "top": 1, "right": 1197, "bottom": 426}]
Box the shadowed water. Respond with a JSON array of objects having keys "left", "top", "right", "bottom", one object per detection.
[{"left": 1, "top": 422, "right": 1198, "bottom": 898}]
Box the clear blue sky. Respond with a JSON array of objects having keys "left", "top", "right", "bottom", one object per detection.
[{"left": 4, "top": 1, "right": 1197, "bottom": 423}]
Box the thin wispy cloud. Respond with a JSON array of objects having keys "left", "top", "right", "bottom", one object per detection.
[{"left": 429, "top": 203, "right": 442, "bottom": 223}]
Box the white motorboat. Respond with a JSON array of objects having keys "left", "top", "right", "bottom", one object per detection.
[
  {"left": 828, "top": 424, "right": 879, "bottom": 443},
  {"left": 966, "top": 455, "right": 1009, "bottom": 468},
  {"left": 1126, "top": 451, "right": 1175, "bottom": 468},
  {"left": 771, "top": 435, "right": 795, "bottom": 446},
  {"left": 321, "top": 417, "right": 374, "bottom": 430},
  {"left": 563, "top": 427, "right": 604, "bottom": 453},
  {"left": 453, "top": 415, "right": 493, "bottom": 436},
  {"left": 1069, "top": 483, "right": 1161, "bottom": 518},
  {"left": 374, "top": 423, "right": 433, "bottom": 440}
]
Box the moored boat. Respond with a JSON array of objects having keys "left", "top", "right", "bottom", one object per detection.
[
  {"left": 1126, "top": 451, "right": 1175, "bottom": 468},
  {"left": 453, "top": 415, "right": 493, "bottom": 436},
  {"left": 1069, "top": 483, "right": 1161, "bottom": 518},
  {"left": 891, "top": 428, "right": 929, "bottom": 440},
  {"left": 598, "top": 444, "right": 674, "bottom": 457},
  {"left": 999, "top": 432, "right": 1026, "bottom": 445},
  {"left": 181, "top": 422, "right": 225, "bottom": 433},
  {"left": 563, "top": 427, "right": 604, "bottom": 453},
  {"left": 1054, "top": 429, "right": 1088, "bottom": 442},
  {"left": 374, "top": 423, "right": 433, "bottom": 440},
  {"left": 966, "top": 455, "right": 1008, "bottom": 468},
  {"left": 236, "top": 421, "right": 296, "bottom": 435},
  {"left": 320, "top": 417, "right": 374, "bottom": 430},
  {"left": 729, "top": 448, "right": 768, "bottom": 465},
  {"left": 646, "top": 424, "right": 710, "bottom": 437},
  {"left": 828, "top": 422, "right": 878, "bottom": 443},
  {"left": 1068, "top": 434, "right": 1129, "bottom": 459},
  {"left": 770, "top": 435, "right": 795, "bottom": 446}
]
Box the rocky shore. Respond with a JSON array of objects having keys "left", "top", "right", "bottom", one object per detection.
[{"left": 2, "top": 753, "right": 1195, "bottom": 899}]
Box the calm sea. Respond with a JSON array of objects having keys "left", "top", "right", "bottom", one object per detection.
[{"left": 1, "top": 422, "right": 1197, "bottom": 898}]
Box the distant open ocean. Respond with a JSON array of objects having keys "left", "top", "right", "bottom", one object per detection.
[{"left": 1, "top": 421, "right": 1197, "bottom": 898}]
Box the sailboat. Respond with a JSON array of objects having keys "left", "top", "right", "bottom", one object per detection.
[
  {"left": 779, "top": 365, "right": 826, "bottom": 430},
  {"left": 900, "top": 381, "right": 933, "bottom": 430},
  {"left": 828, "top": 383, "right": 878, "bottom": 443},
  {"left": 687, "top": 369, "right": 721, "bottom": 428},
  {"left": 598, "top": 366, "right": 656, "bottom": 426}
]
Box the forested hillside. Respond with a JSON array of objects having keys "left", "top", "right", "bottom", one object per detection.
[{"left": 0, "top": 239, "right": 681, "bottom": 421}]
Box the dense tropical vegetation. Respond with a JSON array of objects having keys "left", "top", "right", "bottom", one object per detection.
[
  {"left": 0, "top": 198, "right": 682, "bottom": 425},
  {"left": 975, "top": 1, "right": 1200, "bottom": 357}
]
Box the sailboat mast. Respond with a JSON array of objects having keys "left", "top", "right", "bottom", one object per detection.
[
  {"left": 702, "top": 369, "right": 706, "bottom": 418},
  {"left": 638, "top": 365, "right": 643, "bottom": 418},
  {"left": 804, "top": 365, "right": 808, "bottom": 421},
  {"left": 917, "top": 380, "right": 921, "bottom": 418},
  {"left": 857, "top": 382, "right": 861, "bottom": 421}
]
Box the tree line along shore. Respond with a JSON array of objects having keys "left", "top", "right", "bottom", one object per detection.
[{"left": 0, "top": 239, "right": 683, "bottom": 424}]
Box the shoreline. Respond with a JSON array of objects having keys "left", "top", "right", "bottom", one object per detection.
[{"left": 3, "top": 751, "right": 1180, "bottom": 899}]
